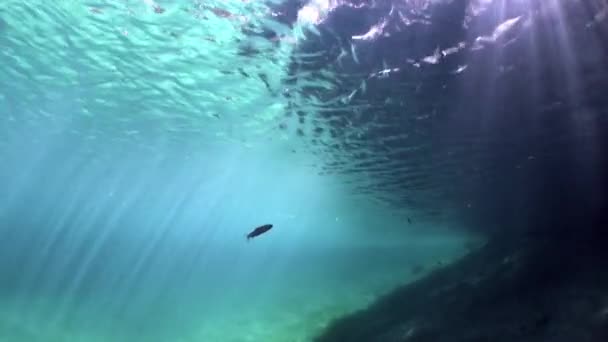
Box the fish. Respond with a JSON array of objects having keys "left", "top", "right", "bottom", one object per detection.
[
  {"left": 246, "top": 224, "right": 273, "bottom": 241},
  {"left": 408, "top": 217, "right": 412, "bottom": 224}
]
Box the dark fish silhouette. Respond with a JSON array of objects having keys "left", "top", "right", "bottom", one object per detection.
[
  {"left": 246, "top": 224, "right": 273, "bottom": 241},
  {"left": 408, "top": 217, "right": 412, "bottom": 224}
]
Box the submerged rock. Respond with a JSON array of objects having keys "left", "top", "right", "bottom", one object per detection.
[{"left": 315, "top": 234, "right": 608, "bottom": 342}]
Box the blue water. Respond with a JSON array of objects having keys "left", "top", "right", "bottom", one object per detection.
[
  {"left": 1, "top": 141, "right": 473, "bottom": 340},
  {"left": 0, "top": 3, "right": 476, "bottom": 340},
  {"left": 4, "top": 0, "right": 572, "bottom": 340}
]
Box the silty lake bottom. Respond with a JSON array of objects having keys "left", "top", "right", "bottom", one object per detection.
[{"left": 1, "top": 0, "right": 608, "bottom": 341}]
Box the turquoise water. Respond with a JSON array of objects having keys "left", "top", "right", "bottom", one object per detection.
[
  {"left": 1, "top": 131, "right": 475, "bottom": 340},
  {"left": 0, "top": 1, "right": 479, "bottom": 341},
  {"left": 1, "top": 144, "right": 474, "bottom": 341}
]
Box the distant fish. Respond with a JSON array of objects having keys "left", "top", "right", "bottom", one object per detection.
[
  {"left": 246, "top": 224, "right": 273, "bottom": 241},
  {"left": 408, "top": 217, "right": 412, "bottom": 224}
]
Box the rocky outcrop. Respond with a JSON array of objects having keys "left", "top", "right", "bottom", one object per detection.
[{"left": 315, "top": 234, "right": 608, "bottom": 342}]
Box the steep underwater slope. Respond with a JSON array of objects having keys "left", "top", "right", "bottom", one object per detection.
[{"left": 315, "top": 234, "right": 608, "bottom": 342}]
